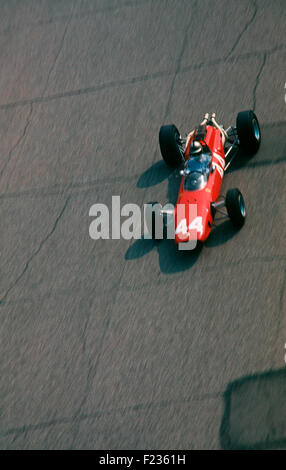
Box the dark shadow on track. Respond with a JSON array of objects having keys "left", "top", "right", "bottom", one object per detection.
[
  {"left": 137, "top": 160, "right": 173, "bottom": 188},
  {"left": 137, "top": 160, "right": 182, "bottom": 205},
  {"left": 220, "top": 368, "right": 286, "bottom": 450},
  {"left": 125, "top": 236, "right": 202, "bottom": 274},
  {"left": 125, "top": 219, "right": 238, "bottom": 273},
  {"left": 125, "top": 237, "right": 156, "bottom": 259},
  {"left": 205, "top": 220, "right": 238, "bottom": 247},
  {"left": 226, "top": 123, "right": 286, "bottom": 174},
  {"left": 225, "top": 148, "right": 252, "bottom": 174},
  {"left": 226, "top": 153, "right": 286, "bottom": 174}
]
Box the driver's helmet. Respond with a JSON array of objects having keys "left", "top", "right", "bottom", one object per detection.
[{"left": 189, "top": 140, "right": 203, "bottom": 156}]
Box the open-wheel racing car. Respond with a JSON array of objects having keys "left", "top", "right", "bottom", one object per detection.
[{"left": 147, "top": 110, "right": 261, "bottom": 248}]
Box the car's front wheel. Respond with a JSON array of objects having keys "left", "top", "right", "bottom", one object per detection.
[
  {"left": 159, "top": 124, "right": 184, "bottom": 167},
  {"left": 236, "top": 110, "right": 261, "bottom": 155},
  {"left": 226, "top": 188, "right": 246, "bottom": 228}
]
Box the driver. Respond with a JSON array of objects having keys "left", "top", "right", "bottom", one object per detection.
[
  {"left": 185, "top": 140, "right": 211, "bottom": 174},
  {"left": 189, "top": 140, "right": 203, "bottom": 156}
]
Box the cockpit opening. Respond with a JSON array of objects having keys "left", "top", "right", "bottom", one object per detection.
[{"left": 183, "top": 146, "right": 212, "bottom": 191}]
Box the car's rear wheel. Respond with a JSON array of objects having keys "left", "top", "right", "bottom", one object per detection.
[
  {"left": 225, "top": 188, "right": 246, "bottom": 228},
  {"left": 159, "top": 124, "right": 184, "bottom": 167},
  {"left": 236, "top": 110, "right": 261, "bottom": 155}
]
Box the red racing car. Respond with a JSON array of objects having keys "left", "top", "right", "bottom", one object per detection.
[{"left": 147, "top": 110, "right": 261, "bottom": 248}]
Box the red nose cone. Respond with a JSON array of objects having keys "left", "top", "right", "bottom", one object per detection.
[{"left": 174, "top": 206, "right": 211, "bottom": 245}]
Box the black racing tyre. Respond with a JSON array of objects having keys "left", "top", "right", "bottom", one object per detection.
[
  {"left": 236, "top": 110, "right": 261, "bottom": 155},
  {"left": 225, "top": 188, "right": 246, "bottom": 228},
  {"left": 145, "top": 202, "right": 163, "bottom": 240},
  {"left": 159, "top": 124, "right": 184, "bottom": 167}
]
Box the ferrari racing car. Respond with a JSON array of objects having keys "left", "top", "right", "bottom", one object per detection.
[{"left": 147, "top": 110, "right": 261, "bottom": 248}]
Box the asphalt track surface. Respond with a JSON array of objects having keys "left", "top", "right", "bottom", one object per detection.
[{"left": 0, "top": 0, "right": 286, "bottom": 450}]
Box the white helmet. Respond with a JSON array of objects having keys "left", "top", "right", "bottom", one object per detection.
[{"left": 189, "top": 141, "right": 203, "bottom": 156}]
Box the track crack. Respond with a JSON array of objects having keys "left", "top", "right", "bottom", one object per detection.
[
  {"left": 0, "top": 391, "right": 221, "bottom": 440},
  {"left": 226, "top": 0, "right": 257, "bottom": 58},
  {"left": 41, "top": 3, "right": 75, "bottom": 97},
  {"left": 0, "top": 103, "right": 33, "bottom": 182},
  {"left": 163, "top": 1, "right": 198, "bottom": 121},
  {"left": 0, "top": 44, "right": 285, "bottom": 112},
  {"left": 0, "top": 196, "right": 70, "bottom": 305},
  {"left": 253, "top": 52, "right": 267, "bottom": 111}
]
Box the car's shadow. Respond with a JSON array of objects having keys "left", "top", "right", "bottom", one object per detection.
[
  {"left": 137, "top": 160, "right": 182, "bottom": 205},
  {"left": 137, "top": 160, "right": 174, "bottom": 188},
  {"left": 125, "top": 218, "right": 237, "bottom": 274},
  {"left": 224, "top": 148, "right": 254, "bottom": 174},
  {"left": 205, "top": 219, "right": 238, "bottom": 247},
  {"left": 125, "top": 237, "right": 202, "bottom": 274}
]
